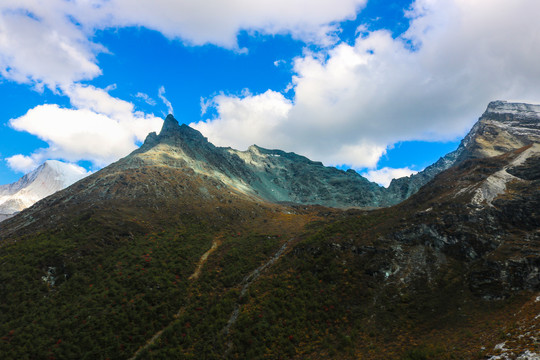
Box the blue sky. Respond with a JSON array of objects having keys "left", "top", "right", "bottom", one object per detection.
[{"left": 1, "top": 0, "right": 540, "bottom": 187}]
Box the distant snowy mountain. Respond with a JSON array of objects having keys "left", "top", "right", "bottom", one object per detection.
[{"left": 0, "top": 160, "right": 89, "bottom": 221}]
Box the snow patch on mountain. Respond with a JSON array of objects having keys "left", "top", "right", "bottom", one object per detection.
[{"left": 485, "top": 101, "right": 540, "bottom": 119}]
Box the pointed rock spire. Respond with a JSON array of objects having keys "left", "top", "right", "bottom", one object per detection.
[
  {"left": 141, "top": 113, "right": 209, "bottom": 150},
  {"left": 137, "top": 114, "right": 211, "bottom": 153},
  {"left": 159, "top": 114, "right": 181, "bottom": 136}
]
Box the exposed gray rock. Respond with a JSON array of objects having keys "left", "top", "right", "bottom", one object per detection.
[
  {"left": 127, "top": 102, "right": 540, "bottom": 208},
  {"left": 135, "top": 114, "right": 385, "bottom": 208},
  {"left": 384, "top": 100, "right": 540, "bottom": 204}
]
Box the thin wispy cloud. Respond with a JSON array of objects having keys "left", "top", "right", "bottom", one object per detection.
[
  {"left": 158, "top": 86, "right": 174, "bottom": 115},
  {"left": 135, "top": 92, "right": 157, "bottom": 106}
]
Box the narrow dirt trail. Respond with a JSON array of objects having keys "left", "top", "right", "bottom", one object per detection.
[
  {"left": 222, "top": 237, "right": 294, "bottom": 356},
  {"left": 130, "top": 235, "right": 292, "bottom": 359},
  {"left": 129, "top": 236, "right": 221, "bottom": 360},
  {"left": 189, "top": 237, "right": 221, "bottom": 280}
]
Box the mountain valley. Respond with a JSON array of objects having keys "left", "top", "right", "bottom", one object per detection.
[{"left": 0, "top": 101, "right": 539, "bottom": 359}]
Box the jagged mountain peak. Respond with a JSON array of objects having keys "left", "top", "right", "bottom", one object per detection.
[
  {"left": 159, "top": 114, "right": 181, "bottom": 135},
  {"left": 6, "top": 99, "right": 540, "bottom": 229},
  {"left": 483, "top": 100, "right": 540, "bottom": 120},
  {"left": 133, "top": 100, "right": 540, "bottom": 209},
  {"left": 459, "top": 100, "right": 540, "bottom": 160},
  {"left": 141, "top": 115, "right": 208, "bottom": 150},
  {"left": 0, "top": 160, "right": 89, "bottom": 221},
  {"left": 159, "top": 114, "right": 204, "bottom": 139}
]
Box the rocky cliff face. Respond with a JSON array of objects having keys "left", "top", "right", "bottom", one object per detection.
[
  {"left": 384, "top": 100, "right": 540, "bottom": 204},
  {"left": 459, "top": 100, "right": 540, "bottom": 160},
  {"left": 373, "top": 102, "right": 540, "bottom": 300},
  {"left": 383, "top": 145, "right": 540, "bottom": 298}
]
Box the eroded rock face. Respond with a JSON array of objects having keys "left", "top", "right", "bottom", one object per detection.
[
  {"left": 460, "top": 100, "right": 540, "bottom": 160},
  {"left": 385, "top": 101, "right": 540, "bottom": 204},
  {"left": 383, "top": 145, "right": 540, "bottom": 299}
]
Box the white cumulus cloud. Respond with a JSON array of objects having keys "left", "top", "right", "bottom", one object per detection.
[
  {"left": 104, "top": 0, "right": 366, "bottom": 48},
  {"left": 193, "top": 0, "right": 540, "bottom": 175},
  {"left": 4, "top": 0, "right": 540, "bottom": 184},
  {"left": 8, "top": 86, "right": 163, "bottom": 169},
  {"left": 0, "top": 1, "right": 103, "bottom": 90},
  {"left": 0, "top": 0, "right": 364, "bottom": 174},
  {"left": 192, "top": 90, "right": 293, "bottom": 151},
  {"left": 0, "top": 0, "right": 366, "bottom": 91},
  {"left": 6, "top": 154, "right": 40, "bottom": 173},
  {"left": 362, "top": 167, "right": 418, "bottom": 187}
]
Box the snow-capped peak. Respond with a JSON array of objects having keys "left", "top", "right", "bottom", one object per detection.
[
  {"left": 42, "top": 160, "right": 90, "bottom": 188},
  {"left": 0, "top": 160, "right": 90, "bottom": 220}
]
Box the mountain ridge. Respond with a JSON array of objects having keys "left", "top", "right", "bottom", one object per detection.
[
  {"left": 3, "top": 99, "right": 539, "bottom": 225},
  {"left": 3, "top": 100, "right": 539, "bottom": 232}
]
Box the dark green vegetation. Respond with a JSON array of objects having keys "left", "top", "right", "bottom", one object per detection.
[
  {"left": 1, "top": 221, "right": 209, "bottom": 359},
  {"left": 0, "top": 205, "right": 313, "bottom": 359},
  {"left": 1, "top": 198, "right": 536, "bottom": 359}
]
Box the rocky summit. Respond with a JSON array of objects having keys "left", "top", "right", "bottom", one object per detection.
[{"left": 0, "top": 101, "right": 539, "bottom": 359}]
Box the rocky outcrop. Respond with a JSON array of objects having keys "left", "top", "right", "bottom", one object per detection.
[
  {"left": 459, "top": 100, "right": 540, "bottom": 160},
  {"left": 383, "top": 144, "right": 540, "bottom": 298},
  {"left": 383, "top": 100, "right": 540, "bottom": 204}
]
